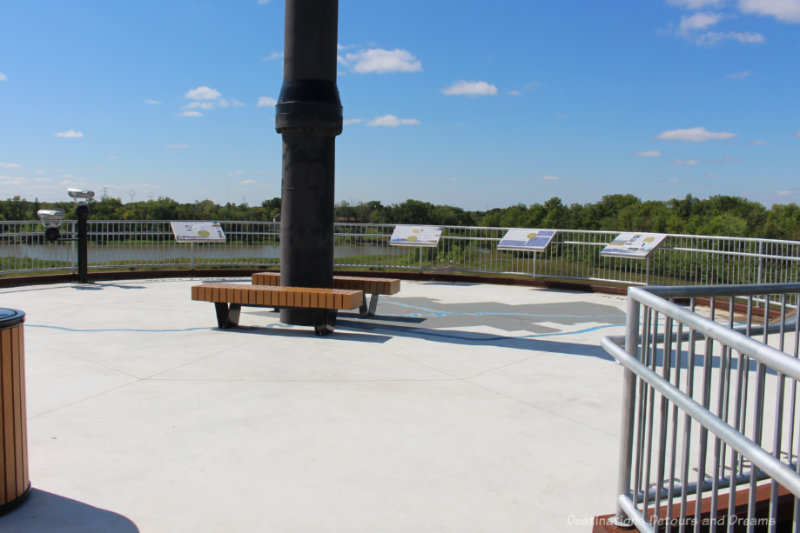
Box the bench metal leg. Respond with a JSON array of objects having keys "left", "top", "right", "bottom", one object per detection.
[
  {"left": 312, "top": 309, "right": 335, "bottom": 336},
  {"left": 214, "top": 303, "right": 228, "bottom": 328},
  {"left": 214, "top": 303, "right": 241, "bottom": 329},
  {"left": 367, "top": 294, "right": 380, "bottom": 315},
  {"left": 228, "top": 304, "right": 241, "bottom": 327},
  {"left": 358, "top": 293, "right": 380, "bottom": 316}
]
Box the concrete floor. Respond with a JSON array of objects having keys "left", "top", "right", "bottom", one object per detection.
[{"left": 0, "top": 277, "right": 630, "bottom": 532}]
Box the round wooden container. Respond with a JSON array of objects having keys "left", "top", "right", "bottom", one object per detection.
[{"left": 0, "top": 309, "right": 29, "bottom": 514}]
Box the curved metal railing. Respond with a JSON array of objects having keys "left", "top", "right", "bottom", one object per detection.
[
  {"left": 1, "top": 220, "right": 799, "bottom": 286},
  {"left": 603, "top": 283, "right": 800, "bottom": 531}
]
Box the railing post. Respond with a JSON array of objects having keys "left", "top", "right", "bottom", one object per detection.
[
  {"left": 76, "top": 205, "right": 89, "bottom": 283},
  {"left": 70, "top": 221, "right": 77, "bottom": 275},
  {"left": 757, "top": 240, "right": 764, "bottom": 285},
  {"left": 613, "top": 294, "right": 640, "bottom": 527}
]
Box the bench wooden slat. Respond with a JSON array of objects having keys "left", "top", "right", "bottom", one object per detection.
[
  {"left": 250, "top": 272, "right": 399, "bottom": 317},
  {"left": 192, "top": 283, "right": 363, "bottom": 310},
  {"left": 191, "top": 283, "right": 366, "bottom": 335},
  {"left": 252, "top": 272, "right": 400, "bottom": 295}
]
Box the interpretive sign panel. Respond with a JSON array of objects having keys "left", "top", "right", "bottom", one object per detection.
[
  {"left": 497, "top": 229, "right": 556, "bottom": 252},
  {"left": 600, "top": 232, "right": 667, "bottom": 258},
  {"left": 170, "top": 221, "right": 226, "bottom": 243},
  {"left": 389, "top": 225, "right": 443, "bottom": 247}
]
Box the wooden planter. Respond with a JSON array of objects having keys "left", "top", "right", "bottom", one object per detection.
[{"left": 0, "top": 309, "right": 29, "bottom": 514}]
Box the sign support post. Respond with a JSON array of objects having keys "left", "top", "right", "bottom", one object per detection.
[
  {"left": 496, "top": 228, "right": 557, "bottom": 280},
  {"left": 599, "top": 232, "right": 668, "bottom": 285}
]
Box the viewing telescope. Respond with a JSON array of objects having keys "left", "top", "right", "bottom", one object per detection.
[{"left": 67, "top": 188, "right": 95, "bottom": 203}]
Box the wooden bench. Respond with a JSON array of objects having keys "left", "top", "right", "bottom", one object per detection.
[
  {"left": 191, "top": 283, "right": 363, "bottom": 335},
  {"left": 251, "top": 272, "right": 400, "bottom": 316}
]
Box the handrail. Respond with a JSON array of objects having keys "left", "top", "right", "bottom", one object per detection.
[
  {"left": 2, "top": 221, "right": 799, "bottom": 288},
  {"left": 603, "top": 337, "right": 800, "bottom": 495},
  {"left": 605, "top": 282, "right": 800, "bottom": 529}
]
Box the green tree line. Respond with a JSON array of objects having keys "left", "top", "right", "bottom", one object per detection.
[{"left": 2, "top": 193, "right": 799, "bottom": 240}]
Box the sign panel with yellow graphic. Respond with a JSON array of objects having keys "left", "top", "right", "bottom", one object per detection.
[
  {"left": 170, "top": 221, "right": 226, "bottom": 243},
  {"left": 600, "top": 232, "right": 667, "bottom": 258},
  {"left": 389, "top": 225, "right": 443, "bottom": 247},
  {"left": 497, "top": 228, "right": 556, "bottom": 251}
]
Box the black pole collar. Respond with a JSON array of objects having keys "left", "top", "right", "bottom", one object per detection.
[{"left": 275, "top": 79, "right": 343, "bottom": 135}]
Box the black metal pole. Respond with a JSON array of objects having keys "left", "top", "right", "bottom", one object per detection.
[
  {"left": 76, "top": 204, "right": 89, "bottom": 283},
  {"left": 276, "top": 0, "right": 342, "bottom": 325}
]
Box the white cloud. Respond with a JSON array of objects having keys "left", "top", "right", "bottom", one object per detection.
[
  {"left": 739, "top": 0, "right": 800, "bottom": 22},
  {"left": 342, "top": 48, "right": 422, "bottom": 74},
  {"left": 656, "top": 126, "right": 737, "bottom": 141},
  {"left": 726, "top": 70, "right": 752, "bottom": 78},
  {"left": 263, "top": 51, "right": 283, "bottom": 61},
  {"left": 257, "top": 96, "right": 277, "bottom": 107},
  {"left": 55, "top": 129, "right": 84, "bottom": 138},
  {"left": 343, "top": 118, "right": 364, "bottom": 125},
  {"left": 679, "top": 11, "right": 722, "bottom": 32},
  {"left": 185, "top": 86, "right": 222, "bottom": 101},
  {"left": 0, "top": 162, "right": 22, "bottom": 169},
  {"left": 0, "top": 73, "right": 6, "bottom": 82},
  {"left": 634, "top": 150, "right": 663, "bottom": 157},
  {"left": 145, "top": 99, "right": 162, "bottom": 105},
  {"left": 667, "top": 178, "right": 681, "bottom": 183},
  {"left": 508, "top": 90, "right": 522, "bottom": 96},
  {"left": 750, "top": 139, "right": 768, "bottom": 145},
  {"left": 184, "top": 101, "right": 216, "bottom": 111},
  {"left": 671, "top": 8, "right": 765, "bottom": 45},
  {"left": 166, "top": 144, "right": 189, "bottom": 149},
  {"left": 240, "top": 179, "right": 257, "bottom": 185},
  {"left": 258, "top": 0, "right": 269, "bottom": 4},
  {"left": 541, "top": 175, "right": 561, "bottom": 180},
  {"left": 181, "top": 86, "right": 242, "bottom": 116},
  {"left": 367, "top": 114, "right": 420, "bottom": 127},
  {"left": 442, "top": 80, "right": 498, "bottom": 96},
  {"left": 699, "top": 31, "right": 765, "bottom": 43},
  {"left": 673, "top": 159, "right": 700, "bottom": 165},
  {"left": 669, "top": 0, "right": 800, "bottom": 21},
  {"left": 794, "top": 130, "right": 800, "bottom": 137},
  {"left": 779, "top": 190, "right": 793, "bottom": 196}
]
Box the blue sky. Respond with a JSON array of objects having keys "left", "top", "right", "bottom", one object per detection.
[{"left": 1, "top": 0, "right": 798, "bottom": 210}]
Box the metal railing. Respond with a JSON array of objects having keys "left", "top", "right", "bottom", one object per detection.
[
  {"left": 1, "top": 220, "right": 799, "bottom": 286},
  {"left": 602, "top": 283, "right": 800, "bottom": 531}
]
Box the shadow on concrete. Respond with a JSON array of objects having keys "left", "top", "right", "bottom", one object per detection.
[
  {"left": 71, "top": 283, "right": 146, "bottom": 291},
  {"left": 0, "top": 489, "right": 139, "bottom": 533},
  {"left": 247, "top": 309, "right": 427, "bottom": 325},
  {"left": 223, "top": 323, "right": 393, "bottom": 344},
  {"left": 377, "top": 297, "right": 626, "bottom": 333},
  {"left": 235, "top": 296, "right": 624, "bottom": 359},
  {"left": 652, "top": 347, "right": 764, "bottom": 373},
  {"left": 335, "top": 319, "right": 616, "bottom": 361}
]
